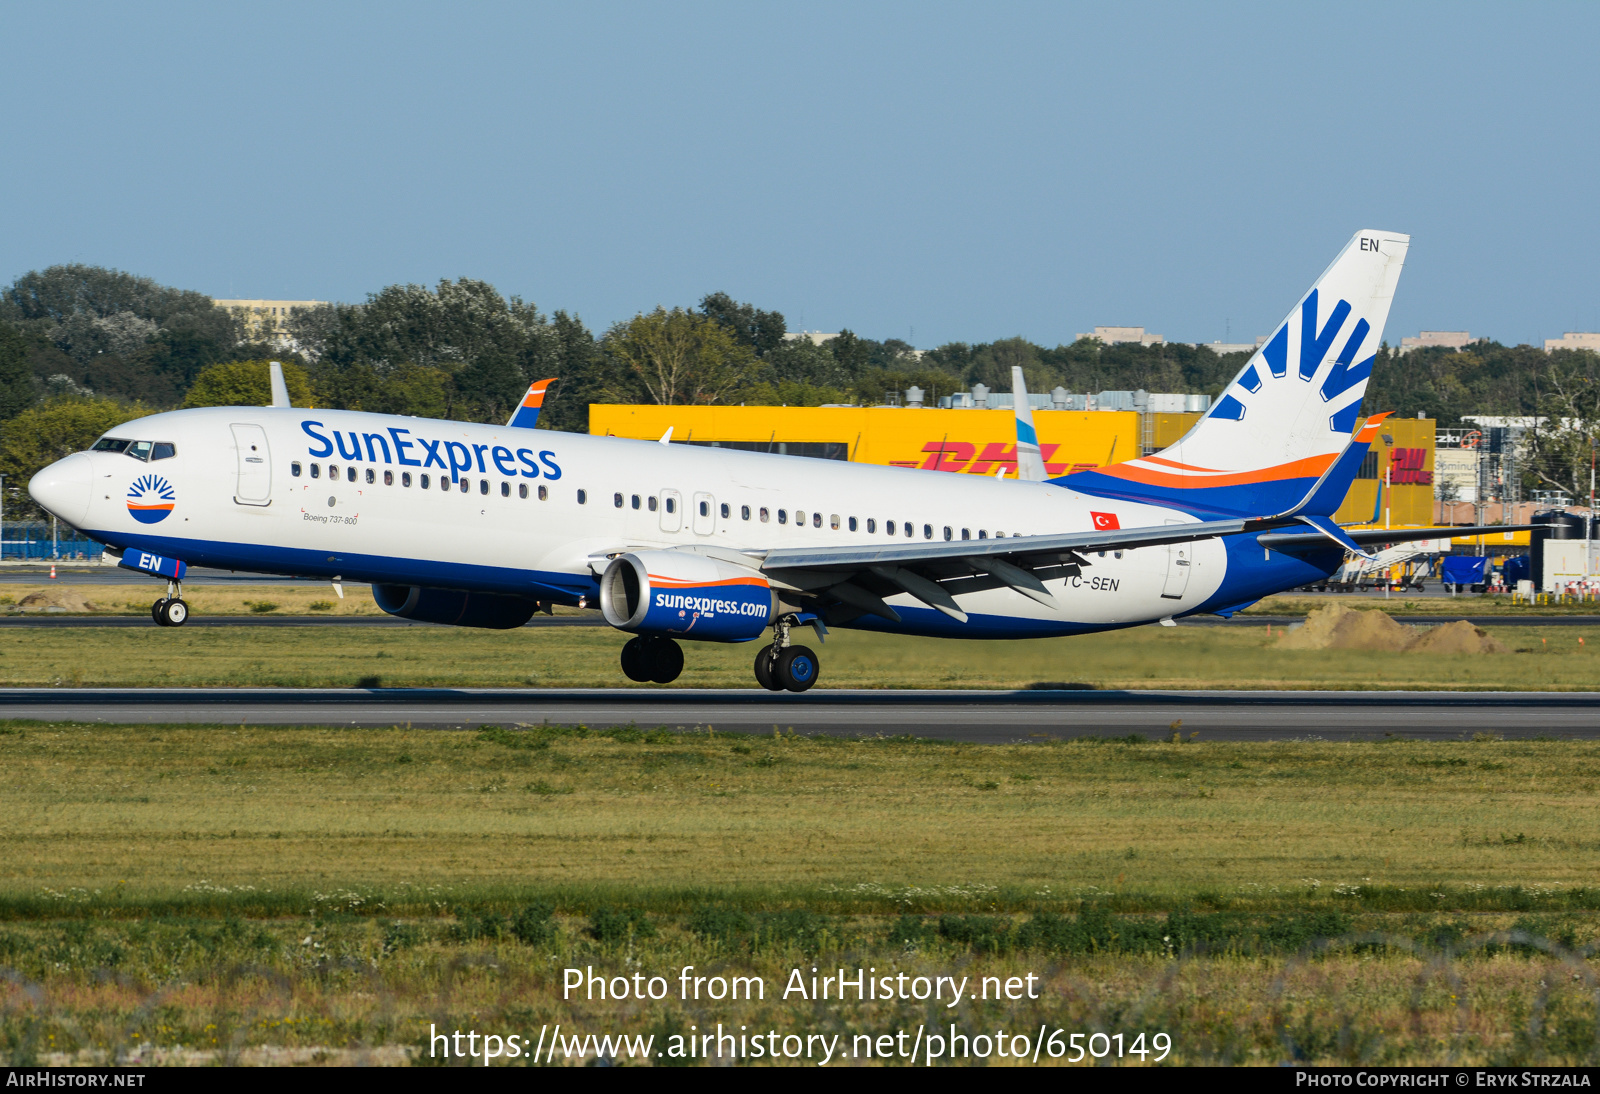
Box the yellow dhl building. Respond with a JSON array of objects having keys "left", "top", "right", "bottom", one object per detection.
[{"left": 589, "top": 404, "right": 1441, "bottom": 529}]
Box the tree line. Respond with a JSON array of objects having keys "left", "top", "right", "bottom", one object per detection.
[{"left": 2, "top": 262, "right": 1599, "bottom": 515}]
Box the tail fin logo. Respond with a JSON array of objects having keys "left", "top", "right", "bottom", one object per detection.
[
  {"left": 127, "top": 474, "right": 176, "bottom": 524},
  {"left": 1207, "top": 288, "right": 1376, "bottom": 435}
]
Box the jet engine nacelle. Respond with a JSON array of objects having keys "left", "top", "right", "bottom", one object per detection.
[
  {"left": 372, "top": 584, "right": 538, "bottom": 629},
  {"left": 599, "top": 551, "right": 776, "bottom": 642}
]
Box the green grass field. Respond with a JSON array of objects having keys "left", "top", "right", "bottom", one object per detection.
[
  {"left": 0, "top": 620, "right": 1595, "bottom": 689},
  {"left": 3, "top": 724, "right": 1600, "bottom": 1065}
]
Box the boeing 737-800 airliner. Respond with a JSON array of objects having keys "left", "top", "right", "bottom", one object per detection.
[{"left": 29, "top": 230, "right": 1513, "bottom": 691}]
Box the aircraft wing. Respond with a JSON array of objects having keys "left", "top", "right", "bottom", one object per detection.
[{"left": 738, "top": 514, "right": 1297, "bottom": 623}]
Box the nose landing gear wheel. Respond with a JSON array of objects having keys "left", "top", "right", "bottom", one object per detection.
[
  {"left": 646, "top": 637, "right": 684, "bottom": 684},
  {"left": 774, "top": 645, "right": 819, "bottom": 692},
  {"left": 619, "top": 636, "right": 684, "bottom": 684},
  {"left": 620, "top": 636, "right": 651, "bottom": 682},
  {"left": 154, "top": 598, "right": 188, "bottom": 627},
  {"left": 754, "top": 644, "right": 783, "bottom": 691}
]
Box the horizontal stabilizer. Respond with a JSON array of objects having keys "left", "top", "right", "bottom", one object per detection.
[{"left": 1258, "top": 525, "right": 1537, "bottom": 552}]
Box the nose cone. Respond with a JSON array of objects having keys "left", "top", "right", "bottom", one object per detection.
[{"left": 29, "top": 452, "right": 93, "bottom": 527}]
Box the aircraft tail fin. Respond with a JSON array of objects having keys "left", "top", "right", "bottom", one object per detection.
[
  {"left": 1058, "top": 229, "right": 1409, "bottom": 516},
  {"left": 269, "top": 361, "right": 292, "bottom": 409},
  {"left": 1011, "top": 366, "right": 1047, "bottom": 481},
  {"left": 507, "top": 378, "right": 557, "bottom": 429}
]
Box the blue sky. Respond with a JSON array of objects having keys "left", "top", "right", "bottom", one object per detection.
[{"left": 3, "top": 2, "right": 1596, "bottom": 349}]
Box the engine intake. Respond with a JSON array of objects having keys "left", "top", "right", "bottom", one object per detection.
[
  {"left": 372, "top": 584, "right": 538, "bottom": 629},
  {"left": 599, "top": 551, "right": 775, "bottom": 642}
]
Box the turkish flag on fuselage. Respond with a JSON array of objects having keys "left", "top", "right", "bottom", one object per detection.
[{"left": 1091, "top": 511, "right": 1120, "bottom": 530}]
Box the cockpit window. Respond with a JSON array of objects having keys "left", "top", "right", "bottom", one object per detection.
[
  {"left": 92, "top": 438, "right": 131, "bottom": 453},
  {"left": 125, "top": 441, "right": 153, "bottom": 461},
  {"left": 151, "top": 442, "right": 176, "bottom": 460}
]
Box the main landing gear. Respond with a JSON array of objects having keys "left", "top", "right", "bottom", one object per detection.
[
  {"left": 620, "top": 635, "right": 684, "bottom": 684},
  {"left": 152, "top": 580, "right": 188, "bottom": 627},
  {"left": 753, "top": 615, "right": 820, "bottom": 693}
]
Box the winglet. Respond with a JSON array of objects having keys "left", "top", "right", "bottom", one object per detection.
[
  {"left": 507, "top": 377, "right": 557, "bottom": 429},
  {"left": 1012, "top": 366, "right": 1047, "bottom": 481},
  {"left": 269, "top": 361, "right": 292, "bottom": 408},
  {"left": 659, "top": 427, "right": 674, "bottom": 445}
]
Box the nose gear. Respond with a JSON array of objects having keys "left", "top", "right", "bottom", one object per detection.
[{"left": 619, "top": 634, "right": 683, "bottom": 684}]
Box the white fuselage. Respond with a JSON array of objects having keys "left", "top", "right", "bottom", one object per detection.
[{"left": 45, "top": 406, "right": 1230, "bottom": 638}]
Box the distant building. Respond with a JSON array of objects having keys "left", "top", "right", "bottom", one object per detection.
[
  {"left": 1074, "top": 326, "right": 1164, "bottom": 347},
  {"left": 782, "top": 331, "right": 839, "bottom": 346},
  {"left": 214, "top": 299, "right": 326, "bottom": 345},
  {"left": 1197, "top": 337, "right": 1267, "bottom": 356},
  {"left": 1399, "top": 330, "right": 1472, "bottom": 355},
  {"left": 1544, "top": 332, "right": 1600, "bottom": 353}
]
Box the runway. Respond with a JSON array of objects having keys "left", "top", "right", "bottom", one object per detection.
[
  {"left": 1, "top": 614, "right": 1596, "bottom": 628},
  {"left": 5, "top": 687, "right": 1597, "bottom": 740}
]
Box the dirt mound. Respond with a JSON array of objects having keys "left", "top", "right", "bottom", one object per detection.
[
  {"left": 1411, "top": 619, "right": 1507, "bottom": 655},
  {"left": 1278, "top": 602, "right": 1504, "bottom": 655},
  {"left": 14, "top": 588, "right": 100, "bottom": 612},
  {"left": 1278, "top": 602, "right": 1417, "bottom": 651}
]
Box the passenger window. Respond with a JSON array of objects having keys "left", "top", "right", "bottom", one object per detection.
[
  {"left": 741, "top": 505, "right": 750, "bottom": 520},
  {"left": 1097, "top": 550, "right": 1106, "bottom": 558},
  {"left": 887, "top": 520, "right": 896, "bottom": 535},
  {"left": 479, "top": 480, "right": 488, "bottom": 495},
  {"left": 978, "top": 530, "right": 987, "bottom": 539},
  {"left": 503, "top": 482, "right": 511, "bottom": 497},
  {"left": 384, "top": 470, "right": 393, "bottom": 485},
  {"left": 577, "top": 489, "right": 588, "bottom": 504},
  {"left": 778, "top": 509, "right": 788, "bottom": 524},
  {"left": 961, "top": 528, "right": 970, "bottom": 540},
  {"left": 329, "top": 464, "right": 338, "bottom": 478},
  {"left": 614, "top": 492, "right": 624, "bottom": 508},
  {"left": 631, "top": 494, "right": 641, "bottom": 509},
  {"left": 699, "top": 500, "right": 709, "bottom": 517},
  {"left": 1114, "top": 550, "right": 1124, "bottom": 559},
  {"left": 847, "top": 517, "right": 857, "bottom": 531},
  {"left": 366, "top": 468, "right": 376, "bottom": 484},
  {"left": 648, "top": 496, "right": 658, "bottom": 512},
  {"left": 420, "top": 473, "right": 430, "bottom": 488},
  {"left": 867, "top": 518, "right": 876, "bottom": 533},
  {"left": 126, "top": 441, "right": 152, "bottom": 461},
  {"left": 459, "top": 478, "right": 469, "bottom": 493},
  {"left": 538, "top": 485, "right": 548, "bottom": 500},
  {"left": 403, "top": 472, "right": 412, "bottom": 487},
  {"left": 291, "top": 462, "right": 302, "bottom": 477},
  {"left": 347, "top": 467, "right": 357, "bottom": 483},
  {"left": 151, "top": 442, "right": 176, "bottom": 460},
  {"left": 759, "top": 507, "right": 769, "bottom": 522},
  {"left": 921, "top": 524, "right": 929, "bottom": 539},
  {"left": 815, "top": 512, "right": 823, "bottom": 528},
  {"left": 663, "top": 496, "right": 673, "bottom": 513},
  {"left": 795, "top": 510, "right": 804, "bottom": 526},
  {"left": 311, "top": 464, "right": 321, "bottom": 479},
  {"left": 720, "top": 503, "right": 730, "bottom": 519},
  {"left": 943, "top": 526, "right": 952, "bottom": 541},
  {"left": 518, "top": 483, "right": 527, "bottom": 498}
]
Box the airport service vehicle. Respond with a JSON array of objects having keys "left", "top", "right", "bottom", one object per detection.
[{"left": 30, "top": 230, "right": 1515, "bottom": 691}]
